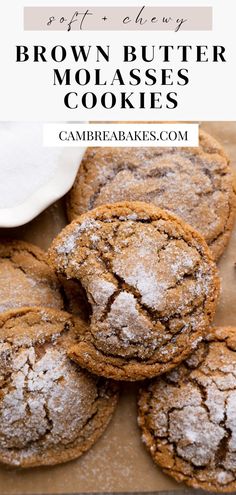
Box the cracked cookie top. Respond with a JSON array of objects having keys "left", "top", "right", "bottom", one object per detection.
[
  {"left": 138, "top": 326, "right": 236, "bottom": 492},
  {"left": 0, "top": 307, "right": 118, "bottom": 468},
  {"left": 67, "top": 130, "right": 236, "bottom": 260},
  {"left": 49, "top": 202, "right": 219, "bottom": 381},
  {"left": 0, "top": 240, "right": 64, "bottom": 312}
]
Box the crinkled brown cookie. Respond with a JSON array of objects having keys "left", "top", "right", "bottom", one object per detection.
[
  {"left": 67, "top": 130, "right": 236, "bottom": 260},
  {"left": 138, "top": 326, "right": 236, "bottom": 492},
  {"left": 48, "top": 202, "right": 219, "bottom": 381},
  {"left": 0, "top": 240, "right": 63, "bottom": 312},
  {"left": 0, "top": 307, "right": 118, "bottom": 468}
]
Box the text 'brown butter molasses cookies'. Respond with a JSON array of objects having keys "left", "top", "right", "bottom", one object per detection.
[
  {"left": 0, "top": 307, "right": 118, "bottom": 468},
  {"left": 0, "top": 240, "right": 63, "bottom": 312},
  {"left": 138, "top": 327, "right": 236, "bottom": 493},
  {"left": 67, "top": 130, "right": 236, "bottom": 260},
  {"left": 49, "top": 202, "right": 220, "bottom": 381}
]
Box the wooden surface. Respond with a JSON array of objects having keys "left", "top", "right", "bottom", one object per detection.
[{"left": 0, "top": 122, "right": 235, "bottom": 495}]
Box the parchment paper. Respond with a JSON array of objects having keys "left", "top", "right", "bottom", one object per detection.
[{"left": 0, "top": 122, "right": 235, "bottom": 495}]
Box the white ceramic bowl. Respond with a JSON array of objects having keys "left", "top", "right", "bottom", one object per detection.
[{"left": 0, "top": 123, "right": 86, "bottom": 228}]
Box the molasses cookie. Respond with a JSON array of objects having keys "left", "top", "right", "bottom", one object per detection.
[
  {"left": 0, "top": 307, "right": 118, "bottom": 468},
  {"left": 0, "top": 240, "right": 63, "bottom": 312},
  {"left": 49, "top": 202, "right": 219, "bottom": 381},
  {"left": 138, "top": 326, "right": 236, "bottom": 492},
  {"left": 67, "top": 130, "right": 235, "bottom": 260}
]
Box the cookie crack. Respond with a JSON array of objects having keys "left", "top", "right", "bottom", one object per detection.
[
  {"left": 88, "top": 163, "right": 140, "bottom": 210},
  {"left": 188, "top": 377, "right": 212, "bottom": 424},
  {"left": 215, "top": 409, "right": 232, "bottom": 468},
  {"left": 99, "top": 237, "right": 202, "bottom": 321}
]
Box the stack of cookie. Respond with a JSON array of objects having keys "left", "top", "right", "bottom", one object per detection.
[
  {"left": 50, "top": 129, "right": 234, "bottom": 492},
  {"left": 0, "top": 240, "right": 118, "bottom": 467},
  {"left": 0, "top": 129, "right": 236, "bottom": 492}
]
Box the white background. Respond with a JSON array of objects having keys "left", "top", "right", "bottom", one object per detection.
[{"left": 0, "top": 0, "right": 235, "bottom": 121}]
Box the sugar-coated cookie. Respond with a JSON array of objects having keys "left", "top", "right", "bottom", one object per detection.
[
  {"left": 0, "top": 307, "right": 118, "bottom": 467},
  {"left": 49, "top": 202, "right": 219, "bottom": 381},
  {"left": 67, "top": 131, "right": 235, "bottom": 260},
  {"left": 138, "top": 326, "right": 236, "bottom": 492},
  {"left": 0, "top": 240, "right": 63, "bottom": 312}
]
